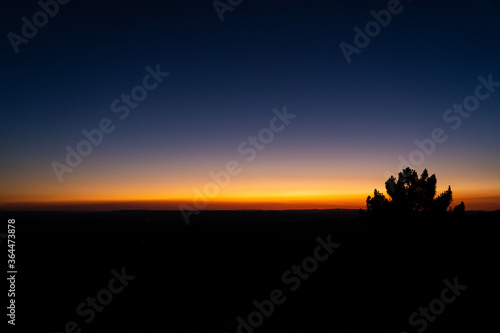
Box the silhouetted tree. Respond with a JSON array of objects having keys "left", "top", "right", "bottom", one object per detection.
[
  {"left": 366, "top": 167, "right": 462, "bottom": 218},
  {"left": 366, "top": 189, "right": 390, "bottom": 216},
  {"left": 452, "top": 201, "right": 465, "bottom": 217}
]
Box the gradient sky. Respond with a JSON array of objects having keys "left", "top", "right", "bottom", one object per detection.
[{"left": 1, "top": 0, "right": 500, "bottom": 211}]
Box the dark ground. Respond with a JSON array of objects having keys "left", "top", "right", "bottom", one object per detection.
[{"left": 1, "top": 209, "right": 499, "bottom": 333}]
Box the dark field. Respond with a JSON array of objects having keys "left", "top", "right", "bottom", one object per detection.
[{"left": 2, "top": 209, "right": 499, "bottom": 332}]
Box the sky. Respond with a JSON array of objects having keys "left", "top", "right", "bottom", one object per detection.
[{"left": 1, "top": 0, "right": 499, "bottom": 211}]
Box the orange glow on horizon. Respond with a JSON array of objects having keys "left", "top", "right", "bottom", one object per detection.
[
  {"left": 0, "top": 193, "right": 367, "bottom": 211},
  {"left": 2, "top": 161, "right": 499, "bottom": 212},
  {"left": 2, "top": 191, "right": 499, "bottom": 211}
]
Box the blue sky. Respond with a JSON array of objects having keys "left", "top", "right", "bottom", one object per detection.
[{"left": 1, "top": 0, "right": 499, "bottom": 210}]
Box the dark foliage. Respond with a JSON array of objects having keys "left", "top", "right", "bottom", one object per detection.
[{"left": 364, "top": 167, "right": 464, "bottom": 218}]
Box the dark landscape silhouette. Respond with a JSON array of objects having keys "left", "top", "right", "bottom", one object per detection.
[
  {"left": 3, "top": 1, "right": 499, "bottom": 332},
  {"left": 2, "top": 170, "right": 498, "bottom": 333}
]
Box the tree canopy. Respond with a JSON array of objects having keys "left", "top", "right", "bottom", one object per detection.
[{"left": 365, "top": 167, "right": 464, "bottom": 218}]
